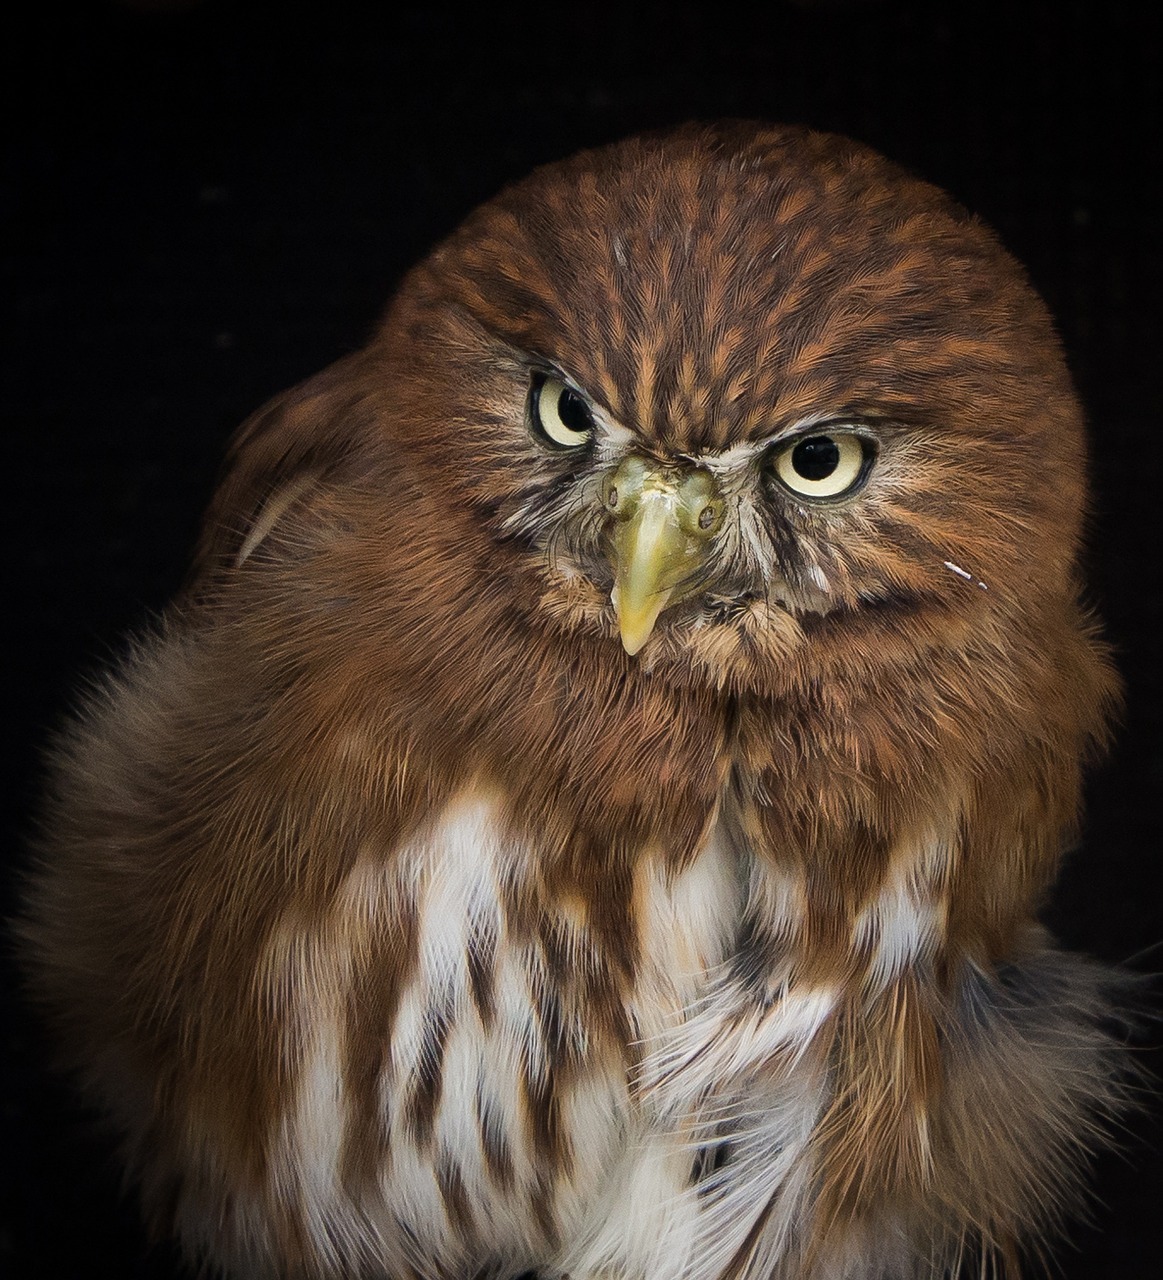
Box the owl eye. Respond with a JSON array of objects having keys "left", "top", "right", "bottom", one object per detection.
[
  {"left": 531, "top": 375, "right": 596, "bottom": 449},
  {"left": 773, "top": 432, "right": 871, "bottom": 499}
]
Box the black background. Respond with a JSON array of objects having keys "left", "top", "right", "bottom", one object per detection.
[{"left": 3, "top": 1, "right": 1160, "bottom": 1277}]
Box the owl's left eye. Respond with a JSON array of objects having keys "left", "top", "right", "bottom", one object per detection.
[
  {"left": 531, "top": 375, "right": 596, "bottom": 450},
  {"left": 772, "top": 431, "right": 872, "bottom": 500}
]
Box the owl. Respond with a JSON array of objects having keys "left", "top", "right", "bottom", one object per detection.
[{"left": 23, "top": 123, "right": 1129, "bottom": 1280}]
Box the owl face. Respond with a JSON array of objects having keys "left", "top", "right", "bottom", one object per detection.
[{"left": 339, "top": 125, "right": 1088, "bottom": 695}]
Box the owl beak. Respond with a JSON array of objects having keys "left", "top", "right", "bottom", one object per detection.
[{"left": 605, "top": 459, "right": 725, "bottom": 655}]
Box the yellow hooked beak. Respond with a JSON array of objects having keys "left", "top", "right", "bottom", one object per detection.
[{"left": 604, "top": 457, "right": 726, "bottom": 655}]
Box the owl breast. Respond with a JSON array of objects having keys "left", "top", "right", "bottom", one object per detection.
[{"left": 232, "top": 781, "right": 827, "bottom": 1280}]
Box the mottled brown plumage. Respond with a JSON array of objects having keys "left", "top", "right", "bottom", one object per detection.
[{"left": 24, "top": 123, "right": 1128, "bottom": 1279}]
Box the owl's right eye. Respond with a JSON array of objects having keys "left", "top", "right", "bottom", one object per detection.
[{"left": 530, "top": 375, "right": 596, "bottom": 450}]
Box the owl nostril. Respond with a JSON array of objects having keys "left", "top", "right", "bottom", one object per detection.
[{"left": 603, "top": 470, "right": 641, "bottom": 520}]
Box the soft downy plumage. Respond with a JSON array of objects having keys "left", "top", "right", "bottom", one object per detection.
[{"left": 23, "top": 123, "right": 1132, "bottom": 1279}]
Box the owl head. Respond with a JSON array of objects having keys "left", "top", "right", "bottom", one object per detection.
[{"left": 197, "top": 123, "right": 1093, "bottom": 709}]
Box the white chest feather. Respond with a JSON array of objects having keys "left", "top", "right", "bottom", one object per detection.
[{"left": 256, "top": 788, "right": 833, "bottom": 1280}]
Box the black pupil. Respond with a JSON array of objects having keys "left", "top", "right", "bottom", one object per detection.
[
  {"left": 792, "top": 436, "right": 840, "bottom": 480},
  {"left": 556, "top": 386, "right": 592, "bottom": 434}
]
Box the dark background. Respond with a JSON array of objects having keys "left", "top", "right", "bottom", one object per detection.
[{"left": 3, "top": 0, "right": 1160, "bottom": 1276}]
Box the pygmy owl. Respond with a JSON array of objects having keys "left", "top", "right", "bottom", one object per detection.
[{"left": 24, "top": 123, "right": 1129, "bottom": 1279}]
